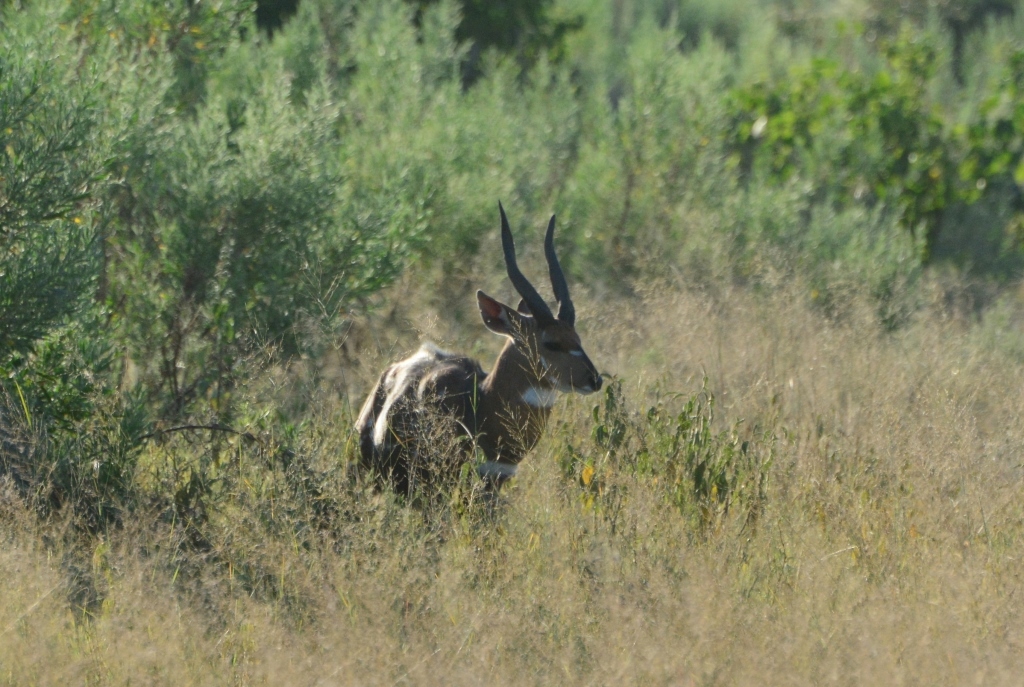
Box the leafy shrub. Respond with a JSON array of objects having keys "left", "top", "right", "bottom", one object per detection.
[
  {"left": 729, "top": 29, "right": 968, "bottom": 258},
  {"left": 1, "top": 319, "right": 148, "bottom": 530},
  {"left": 963, "top": 50, "right": 1024, "bottom": 237},
  {"left": 0, "top": 20, "right": 151, "bottom": 530},
  {"left": 122, "top": 123, "right": 346, "bottom": 411},
  {"left": 103, "top": 34, "right": 412, "bottom": 418},
  {"left": 0, "top": 48, "right": 99, "bottom": 360},
  {"left": 562, "top": 379, "right": 774, "bottom": 534},
  {"left": 560, "top": 23, "right": 736, "bottom": 279},
  {"left": 65, "top": 0, "right": 257, "bottom": 113}
]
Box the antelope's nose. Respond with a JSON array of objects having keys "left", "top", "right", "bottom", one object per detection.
[{"left": 591, "top": 372, "right": 603, "bottom": 392}]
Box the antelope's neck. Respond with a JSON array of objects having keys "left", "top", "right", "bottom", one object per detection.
[{"left": 477, "top": 339, "right": 556, "bottom": 464}]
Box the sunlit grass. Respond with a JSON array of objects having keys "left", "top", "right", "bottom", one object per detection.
[{"left": 3, "top": 273, "right": 1024, "bottom": 685}]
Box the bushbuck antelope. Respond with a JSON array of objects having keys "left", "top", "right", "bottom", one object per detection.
[{"left": 356, "top": 203, "right": 602, "bottom": 494}]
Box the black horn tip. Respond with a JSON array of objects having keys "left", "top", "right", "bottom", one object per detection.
[
  {"left": 499, "top": 203, "right": 513, "bottom": 241},
  {"left": 543, "top": 210, "right": 575, "bottom": 325}
]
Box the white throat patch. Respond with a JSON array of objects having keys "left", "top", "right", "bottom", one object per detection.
[{"left": 521, "top": 387, "right": 559, "bottom": 409}]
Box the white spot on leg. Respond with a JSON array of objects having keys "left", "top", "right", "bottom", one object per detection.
[{"left": 477, "top": 461, "right": 518, "bottom": 480}]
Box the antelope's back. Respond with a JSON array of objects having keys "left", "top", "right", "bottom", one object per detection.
[{"left": 355, "top": 343, "right": 485, "bottom": 490}]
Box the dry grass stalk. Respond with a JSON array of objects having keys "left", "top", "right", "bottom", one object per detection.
[{"left": 2, "top": 275, "right": 1024, "bottom": 685}]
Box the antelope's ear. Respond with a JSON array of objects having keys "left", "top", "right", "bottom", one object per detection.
[
  {"left": 477, "top": 290, "right": 524, "bottom": 337},
  {"left": 516, "top": 298, "right": 532, "bottom": 315}
]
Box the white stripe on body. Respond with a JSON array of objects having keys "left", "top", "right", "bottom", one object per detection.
[{"left": 372, "top": 344, "right": 446, "bottom": 447}]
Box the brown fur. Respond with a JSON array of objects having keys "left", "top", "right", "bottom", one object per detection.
[{"left": 356, "top": 206, "right": 601, "bottom": 494}]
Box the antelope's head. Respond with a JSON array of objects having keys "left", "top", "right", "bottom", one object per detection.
[{"left": 477, "top": 203, "right": 602, "bottom": 395}]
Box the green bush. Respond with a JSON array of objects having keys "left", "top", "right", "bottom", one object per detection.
[
  {"left": 105, "top": 68, "right": 406, "bottom": 417},
  {"left": 64, "top": 0, "right": 257, "bottom": 113},
  {"left": 1, "top": 319, "right": 148, "bottom": 530},
  {"left": 0, "top": 18, "right": 147, "bottom": 530},
  {"left": 729, "top": 29, "right": 965, "bottom": 256},
  {"left": 561, "top": 379, "right": 774, "bottom": 534},
  {"left": 82, "top": 2, "right": 423, "bottom": 419},
  {"left": 963, "top": 50, "right": 1024, "bottom": 231},
  {"left": 0, "top": 49, "right": 99, "bottom": 360}
]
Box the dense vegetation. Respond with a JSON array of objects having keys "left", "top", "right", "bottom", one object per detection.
[{"left": 2, "top": 0, "right": 1024, "bottom": 683}]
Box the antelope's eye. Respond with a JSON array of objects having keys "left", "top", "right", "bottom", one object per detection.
[{"left": 542, "top": 341, "right": 566, "bottom": 353}]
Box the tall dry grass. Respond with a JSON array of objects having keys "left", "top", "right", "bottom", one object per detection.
[{"left": 3, "top": 273, "right": 1024, "bottom": 686}]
